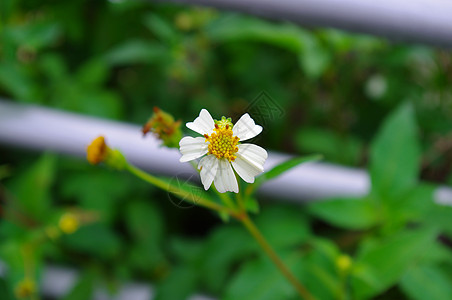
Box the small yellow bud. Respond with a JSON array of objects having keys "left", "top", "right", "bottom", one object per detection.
[
  {"left": 14, "top": 278, "right": 36, "bottom": 299},
  {"left": 336, "top": 254, "right": 352, "bottom": 273},
  {"left": 59, "top": 213, "right": 79, "bottom": 234},
  {"left": 86, "top": 136, "right": 108, "bottom": 165},
  {"left": 87, "top": 136, "right": 126, "bottom": 170}
]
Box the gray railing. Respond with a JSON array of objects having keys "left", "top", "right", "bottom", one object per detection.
[{"left": 165, "top": 0, "right": 452, "bottom": 48}]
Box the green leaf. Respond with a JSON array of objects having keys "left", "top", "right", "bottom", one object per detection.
[
  {"left": 155, "top": 266, "right": 198, "bottom": 300},
  {"left": 308, "top": 197, "right": 380, "bottom": 230},
  {"left": 224, "top": 255, "right": 296, "bottom": 300},
  {"left": 143, "top": 14, "right": 178, "bottom": 42},
  {"left": 125, "top": 200, "right": 165, "bottom": 268},
  {"left": 75, "top": 59, "right": 108, "bottom": 87},
  {"left": 62, "top": 224, "right": 121, "bottom": 260},
  {"left": 6, "top": 21, "right": 61, "bottom": 50},
  {"left": 400, "top": 264, "right": 452, "bottom": 300},
  {"left": 298, "top": 42, "right": 331, "bottom": 79},
  {"left": 386, "top": 184, "right": 436, "bottom": 225},
  {"left": 295, "top": 238, "right": 342, "bottom": 300},
  {"left": 370, "top": 103, "right": 420, "bottom": 199},
  {"left": 62, "top": 271, "right": 95, "bottom": 300},
  {"left": 422, "top": 203, "right": 452, "bottom": 236},
  {"left": 0, "top": 278, "right": 13, "bottom": 300},
  {"left": 250, "top": 154, "right": 322, "bottom": 193},
  {"left": 200, "top": 226, "right": 256, "bottom": 292},
  {"left": 61, "top": 170, "right": 135, "bottom": 223},
  {"left": 351, "top": 228, "right": 438, "bottom": 299},
  {"left": 264, "top": 155, "right": 322, "bottom": 181},
  {"left": 125, "top": 200, "right": 164, "bottom": 243},
  {"left": 0, "top": 62, "right": 38, "bottom": 102},
  {"left": 168, "top": 237, "right": 205, "bottom": 264},
  {"left": 206, "top": 16, "right": 304, "bottom": 52},
  {"left": 295, "top": 128, "right": 362, "bottom": 165},
  {"left": 255, "top": 205, "right": 310, "bottom": 249},
  {"left": 7, "top": 153, "right": 56, "bottom": 221},
  {"left": 104, "top": 40, "right": 166, "bottom": 65},
  {"left": 244, "top": 195, "right": 259, "bottom": 213}
]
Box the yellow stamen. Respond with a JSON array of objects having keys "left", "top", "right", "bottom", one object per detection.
[{"left": 205, "top": 125, "right": 240, "bottom": 162}]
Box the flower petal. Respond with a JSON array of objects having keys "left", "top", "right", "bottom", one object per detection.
[
  {"left": 198, "top": 155, "right": 219, "bottom": 190},
  {"left": 232, "top": 144, "right": 268, "bottom": 183},
  {"left": 214, "top": 158, "right": 239, "bottom": 193},
  {"left": 186, "top": 109, "right": 215, "bottom": 135},
  {"left": 233, "top": 113, "right": 263, "bottom": 141},
  {"left": 179, "top": 136, "right": 208, "bottom": 162}
]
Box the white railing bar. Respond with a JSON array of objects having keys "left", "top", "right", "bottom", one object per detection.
[
  {"left": 1, "top": 100, "right": 451, "bottom": 204},
  {"left": 162, "top": 0, "right": 452, "bottom": 48},
  {"left": 0, "top": 99, "right": 370, "bottom": 201}
]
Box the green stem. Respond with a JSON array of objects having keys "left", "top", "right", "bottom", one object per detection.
[
  {"left": 125, "top": 164, "right": 238, "bottom": 217},
  {"left": 239, "top": 214, "right": 316, "bottom": 300}
]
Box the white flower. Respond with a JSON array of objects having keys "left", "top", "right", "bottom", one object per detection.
[{"left": 179, "top": 109, "right": 268, "bottom": 193}]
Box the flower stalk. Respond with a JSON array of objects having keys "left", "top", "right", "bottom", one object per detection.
[{"left": 239, "top": 213, "right": 315, "bottom": 300}]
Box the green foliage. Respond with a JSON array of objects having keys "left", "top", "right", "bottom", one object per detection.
[
  {"left": 0, "top": 277, "right": 13, "bottom": 300},
  {"left": 6, "top": 153, "right": 56, "bottom": 222},
  {"left": 370, "top": 103, "right": 420, "bottom": 200},
  {"left": 351, "top": 228, "right": 438, "bottom": 299},
  {"left": 62, "top": 271, "right": 95, "bottom": 300},
  {"left": 62, "top": 223, "right": 122, "bottom": 260},
  {"left": 125, "top": 200, "right": 166, "bottom": 270},
  {"left": 224, "top": 254, "right": 296, "bottom": 300},
  {"left": 308, "top": 197, "right": 380, "bottom": 230},
  {"left": 295, "top": 128, "right": 362, "bottom": 165},
  {"left": 400, "top": 264, "right": 452, "bottom": 300},
  {"left": 61, "top": 169, "right": 136, "bottom": 223}
]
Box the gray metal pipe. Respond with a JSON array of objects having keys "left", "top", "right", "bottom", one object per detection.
[
  {"left": 1, "top": 100, "right": 451, "bottom": 204},
  {"left": 163, "top": 0, "right": 452, "bottom": 47},
  {"left": 2, "top": 100, "right": 451, "bottom": 204},
  {"left": 0, "top": 100, "right": 370, "bottom": 201}
]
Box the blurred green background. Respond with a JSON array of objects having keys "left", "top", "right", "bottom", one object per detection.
[{"left": 1, "top": 0, "right": 452, "bottom": 299}]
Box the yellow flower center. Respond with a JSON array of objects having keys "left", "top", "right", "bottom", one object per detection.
[{"left": 204, "top": 124, "right": 239, "bottom": 162}]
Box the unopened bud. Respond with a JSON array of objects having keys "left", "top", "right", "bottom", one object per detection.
[
  {"left": 336, "top": 254, "right": 352, "bottom": 274},
  {"left": 59, "top": 213, "right": 79, "bottom": 234},
  {"left": 86, "top": 136, "right": 126, "bottom": 170},
  {"left": 142, "top": 107, "right": 182, "bottom": 148},
  {"left": 86, "top": 136, "right": 108, "bottom": 165}
]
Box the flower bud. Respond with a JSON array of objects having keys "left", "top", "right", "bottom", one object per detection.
[
  {"left": 86, "top": 136, "right": 126, "bottom": 170},
  {"left": 336, "top": 254, "right": 352, "bottom": 274},
  {"left": 59, "top": 213, "right": 79, "bottom": 234},
  {"left": 86, "top": 136, "right": 108, "bottom": 165},
  {"left": 142, "top": 107, "right": 182, "bottom": 148}
]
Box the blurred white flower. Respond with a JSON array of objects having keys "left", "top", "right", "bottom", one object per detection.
[{"left": 179, "top": 109, "right": 268, "bottom": 193}]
